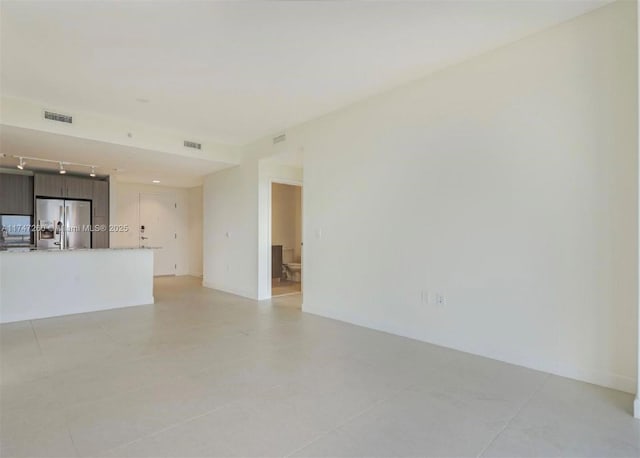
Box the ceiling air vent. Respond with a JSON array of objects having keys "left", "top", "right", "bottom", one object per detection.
[
  {"left": 273, "top": 133, "right": 286, "bottom": 145},
  {"left": 184, "top": 140, "right": 202, "bottom": 150},
  {"left": 44, "top": 110, "right": 73, "bottom": 124}
]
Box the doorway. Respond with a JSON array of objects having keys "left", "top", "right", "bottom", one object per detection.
[
  {"left": 271, "top": 182, "right": 302, "bottom": 297},
  {"left": 139, "top": 192, "right": 177, "bottom": 276}
]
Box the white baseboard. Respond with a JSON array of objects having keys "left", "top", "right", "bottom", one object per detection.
[
  {"left": 202, "top": 281, "right": 257, "bottom": 300},
  {"left": 302, "top": 303, "right": 637, "bottom": 395}
]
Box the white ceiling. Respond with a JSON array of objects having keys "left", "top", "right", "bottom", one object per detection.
[
  {"left": 1, "top": 0, "right": 610, "bottom": 146},
  {"left": 0, "top": 125, "right": 231, "bottom": 187}
]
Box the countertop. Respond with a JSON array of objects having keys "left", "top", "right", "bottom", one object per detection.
[{"left": 0, "top": 246, "right": 160, "bottom": 253}]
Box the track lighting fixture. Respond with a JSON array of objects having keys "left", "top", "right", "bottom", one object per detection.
[{"left": 10, "top": 155, "right": 102, "bottom": 177}]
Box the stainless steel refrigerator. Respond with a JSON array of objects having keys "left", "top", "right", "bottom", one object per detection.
[{"left": 36, "top": 199, "right": 92, "bottom": 249}]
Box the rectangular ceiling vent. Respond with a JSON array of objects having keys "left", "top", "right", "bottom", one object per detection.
[
  {"left": 184, "top": 140, "right": 202, "bottom": 150},
  {"left": 44, "top": 110, "right": 73, "bottom": 124},
  {"left": 273, "top": 133, "right": 286, "bottom": 145}
]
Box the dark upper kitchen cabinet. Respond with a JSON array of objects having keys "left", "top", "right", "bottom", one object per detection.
[
  {"left": 34, "top": 173, "right": 64, "bottom": 198},
  {"left": 0, "top": 173, "right": 34, "bottom": 215},
  {"left": 64, "top": 175, "right": 93, "bottom": 200},
  {"left": 92, "top": 180, "right": 109, "bottom": 217},
  {"left": 92, "top": 216, "right": 109, "bottom": 248},
  {"left": 34, "top": 173, "right": 98, "bottom": 200}
]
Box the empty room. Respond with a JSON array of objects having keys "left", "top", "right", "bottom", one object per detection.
[{"left": 0, "top": 1, "right": 639, "bottom": 457}]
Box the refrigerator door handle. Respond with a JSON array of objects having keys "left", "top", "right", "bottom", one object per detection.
[
  {"left": 59, "top": 206, "right": 64, "bottom": 250},
  {"left": 55, "top": 221, "right": 63, "bottom": 247},
  {"left": 59, "top": 204, "right": 65, "bottom": 250}
]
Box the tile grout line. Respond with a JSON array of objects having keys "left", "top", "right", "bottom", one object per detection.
[
  {"left": 283, "top": 382, "right": 416, "bottom": 458},
  {"left": 5, "top": 287, "right": 307, "bottom": 457},
  {"left": 28, "top": 320, "right": 44, "bottom": 357},
  {"left": 98, "top": 378, "right": 290, "bottom": 457},
  {"left": 93, "top": 334, "right": 332, "bottom": 455},
  {"left": 6, "top": 319, "right": 74, "bottom": 456},
  {"left": 91, "top": 326, "right": 312, "bottom": 454},
  {"left": 52, "top": 326, "right": 296, "bottom": 418},
  {"left": 57, "top": 329, "right": 291, "bottom": 454},
  {"left": 104, "top": 358, "right": 407, "bottom": 457},
  {"left": 475, "top": 373, "right": 552, "bottom": 458},
  {"left": 98, "top": 402, "right": 230, "bottom": 457},
  {"left": 66, "top": 422, "right": 81, "bottom": 458}
]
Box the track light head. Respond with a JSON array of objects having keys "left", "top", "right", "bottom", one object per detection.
[
  {"left": 59, "top": 162, "right": 66, "bottom": 174},
  {"left": 17, "top": 157, "right": 25, "bottom": 170},
  {"left": 89, "top": 166, "right": 96, "bottom": 178}
]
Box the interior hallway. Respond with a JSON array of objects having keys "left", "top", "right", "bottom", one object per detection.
[{"left": 1, "top": 277, "right": 638, "bottom": 457}]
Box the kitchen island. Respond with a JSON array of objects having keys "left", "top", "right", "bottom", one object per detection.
[{"left": 0, "top": 247, "right": 155, "bottom": 323}]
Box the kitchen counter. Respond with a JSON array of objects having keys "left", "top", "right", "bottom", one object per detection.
[
  {"left": 0, "top": 248, "right": 155, "bottom": 323},
  {"left": 0, "top": 246, "right": 160, "bottom": 252}
]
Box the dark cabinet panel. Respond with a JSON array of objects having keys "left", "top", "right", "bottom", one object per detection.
[
  {"left": 93, "top": 180, "right": 109, "bottom": 217},
  {"left": 34, "top": 173, "right": 64, "bottom": 198},
  {"left": 0, "top": 174, "right": 33, "bottom": 215},
  {"left": 35, "top": 173, "right": 99, "bottom": 200},
  {"left": 21, "top": 176, "right": 34, "bottom": 215},
  {"left": 64, "top": 176, "right": 93, "bottom": 200},
  {"left": 92, "top": 216, "right": 109, "bottom": 248},
  {"left": 91, "top": 181, "right": 109, "bottom": 247},
  {"left": 272, "top": 245, "right": 283, "bottom": 279}
]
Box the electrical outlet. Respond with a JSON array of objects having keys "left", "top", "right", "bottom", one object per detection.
[{"left": 422, "top": 290, "right": 446, "bottom": 306}]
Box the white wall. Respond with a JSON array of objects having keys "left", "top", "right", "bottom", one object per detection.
[
  {"left": 299, "top": 1, "right": 637, "bottom": 393},
  {"left": 111, "top": 181, "right": 202, "bottom": 276},
  {"left": 203, "top": 160, "right": 259, "bottom": 298},
  {"left": 201, "top": 1, "right": 637, "bottom": 393},
  {"left": 635, "top": 0, "right": 640, "bottom": 418},
  {"left": 202, "top": 148, "right": 303, "bottom": 299}
]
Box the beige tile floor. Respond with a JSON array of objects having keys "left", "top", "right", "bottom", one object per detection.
[
  {"left": 272, "top": 279, "right": 302, "bottom": 297},
  {"left": 1, "top": 276, "right": 639, "bottom": 458}
]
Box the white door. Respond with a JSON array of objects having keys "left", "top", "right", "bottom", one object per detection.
[{"left": 139, "top": 192, "right": 177, "bottom": 276}]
